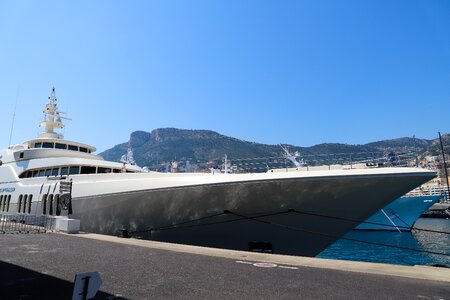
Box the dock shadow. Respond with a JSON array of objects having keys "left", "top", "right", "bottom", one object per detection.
[{"left": 0, "top": 261, "right": 127, "bottom": 299}]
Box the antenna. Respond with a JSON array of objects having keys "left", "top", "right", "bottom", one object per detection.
[
  {"left": 438, "top": 132, "right": 450, "bottom": 202},
  {"left": 8, "top": 86, "right": 20, "bottom": 147}
]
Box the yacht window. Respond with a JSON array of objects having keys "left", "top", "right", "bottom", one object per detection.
[
  {"left": 113, "top": 169, "right": 121, "bottom": 173},
  {"left": 45, "top": 169, "right": 52, "bottom": 177},
  {"left": 43, "top": 142, "right": 54, "bottom": 148},
  {"left": 6, "top": 195, "right": 10, "bottom": 212},
  {"left": 68, "top": 145, "right": 78, "bottom": 151},
  {"left": 61, "top": 167, "right": 69, "bottom": 175},
  {"left": 19, "top": 152, "right": 24, "bottom": 159},
  {"left": 98, "top": 167, "right": 112, "bottom": 173},
  {"left": 35, "top": 142, "right": 42, "bottom": 148},
  {"left": 81, "top": 166, "right": 96, "bottom": 174},
  {"left": 54, "top": 195, "right": 60, "bottom": 216},
  {"left": 23, "top": 195, "right": 28, "bottom": 213},
  {"left": 42, "top": 194, "right": 47, "bottom": 214},
  {"left": 17, "top": 195, "right": 22, "bottom": 213},
  {"left": 51, "top": 168, "right": 60, "bottom": 176},
  {"left": 28, "top": 195, "right": 33, "bottom": 214},
  {"left": 26, "top": 171, "right": 33, "bottom": 178},
  {"left": 79, "top": 147, "right": 88, "bottom": 153},
  {"left": 48, "top": 194, "right": 53, "bottom": 215},
  {"left": 55, "top": 143, "right": 67, "bottom": 149},
  {"left": 69, "top": 166, "right": 80, "bottom": 175},
  {"left": 33, "top": 170, "right": 39, "bottom": 177},
  {"left": 38, "top": 169, "right": 46, "bottom": 177}
]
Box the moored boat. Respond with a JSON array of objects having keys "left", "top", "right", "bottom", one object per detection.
[
  {"left": 0, "top": 89, "right": 437, "bottom": 256},
  {"left": 354, "top": 193, "right": 443, "bottom": 231}
]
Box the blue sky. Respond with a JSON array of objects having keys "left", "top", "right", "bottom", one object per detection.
[{"left": 1, "top": 0, "right": 449, "bottom": 152}]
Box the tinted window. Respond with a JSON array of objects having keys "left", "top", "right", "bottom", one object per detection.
[
  {"left": 69, "top": 166, "right": 80, "bottom": 175},
  {"left": 17, "top": 195, "right": 22, "bottom": 212},
  {"left": 28, "top": 195, "right": 33, "bottom": 214},
  {"left": 55, "top": 143, "right": 67, "bottom": 149},
  {"left": 68, "top": 145, "right": 78, "bottom": 151},
  {"left": 81, "top": 166, "right": 96, "bottom": 174},
  {"left": 22, "top": 195, "right": 28, "bottom": 213},
  {"left": 79, "top": 147, "right": 88, "bottom": 153},
  {"left": 43, "top": 142, "right": 54, "bottom": 148},
  {"left": 42, "top": 194, "right": 47, "bottom": 214},
  {"left": 48, "top": 194, "right": 53, "bottom": 215},
  {"left": 34, "top": 142, "right": 42, "bottom": 148},
  {"left": 98, "top": 167, "right": 111, "bottom": 173},
  {"left": 61, "top": 167, "right": 69, "bottom": 175},
  {"left": 38, "top": 169, "right": 46, "bottom": 177},
  {"left": 45, "top": 169, "right": 52, "bottom": 176},
  {"left": 51, "top": 168, "right": 59, "bottom": 176}
]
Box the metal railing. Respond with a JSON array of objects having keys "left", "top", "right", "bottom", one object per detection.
[{"left": 0, "top": 214, "right": 56, "bottom": 234}]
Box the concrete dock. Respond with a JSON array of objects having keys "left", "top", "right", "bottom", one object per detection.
[{"left": 1, "top": 232, "right": 449, "bottom": 299}]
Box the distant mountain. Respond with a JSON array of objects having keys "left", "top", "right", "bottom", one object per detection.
[
  {"left": 99, "top": 128, "right": 448, "bottom": 172},
  {"left": 425, "top": 134, "right": 450, "bottom": 156},
  {"left": 100, "top": 128, "right": 284, "bottom": 170},
  {"left": 365, "top": 137, "right": 432, "bottom": 152}
]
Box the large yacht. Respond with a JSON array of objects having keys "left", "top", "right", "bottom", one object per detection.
[{"left": 0, "top": 89, "right": 437, "bottom": 257}]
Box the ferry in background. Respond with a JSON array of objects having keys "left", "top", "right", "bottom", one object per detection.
[{"left": 0, "top": 88, "right": 437, "bottom": 257}]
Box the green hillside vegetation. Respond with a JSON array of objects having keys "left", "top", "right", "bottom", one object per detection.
[{"left": 99, "top": 128, "right": 444, "bottom": 172}]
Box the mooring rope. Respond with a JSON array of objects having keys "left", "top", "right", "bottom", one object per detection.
[{"left": 126, "top": 208, "right": 450, "bottom": 257}]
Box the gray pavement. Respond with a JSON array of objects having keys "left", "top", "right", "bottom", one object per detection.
[{"left": 0, "top": 232, "right": 449, "bottom": 299}]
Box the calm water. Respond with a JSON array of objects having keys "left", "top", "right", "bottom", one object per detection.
[{"left": 318, "top": 218, "right": 450, "bottom": 266}]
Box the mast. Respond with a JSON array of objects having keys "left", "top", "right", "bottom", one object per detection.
[
  {"left": 38, "top": 87, "right": 70, "bottom": 139},
  {"left": 438, "top": 132, "right": 450, "bottom": 202}
]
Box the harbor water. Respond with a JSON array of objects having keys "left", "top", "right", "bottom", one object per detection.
[{"left": 318, "top": 218, "right": 450, "bottom": 266}]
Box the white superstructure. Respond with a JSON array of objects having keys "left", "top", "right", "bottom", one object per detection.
[{"left": 0, "top": 89, "right": 437, "bottom": 257}]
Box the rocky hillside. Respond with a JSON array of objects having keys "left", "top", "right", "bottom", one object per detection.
[{"left": 99, "top": 128, "right": 446, "bottom": 172}]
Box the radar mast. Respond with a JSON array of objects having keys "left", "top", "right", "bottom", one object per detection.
[{"left": 38, "top": 87, "right": 71, "bottom": 139}]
